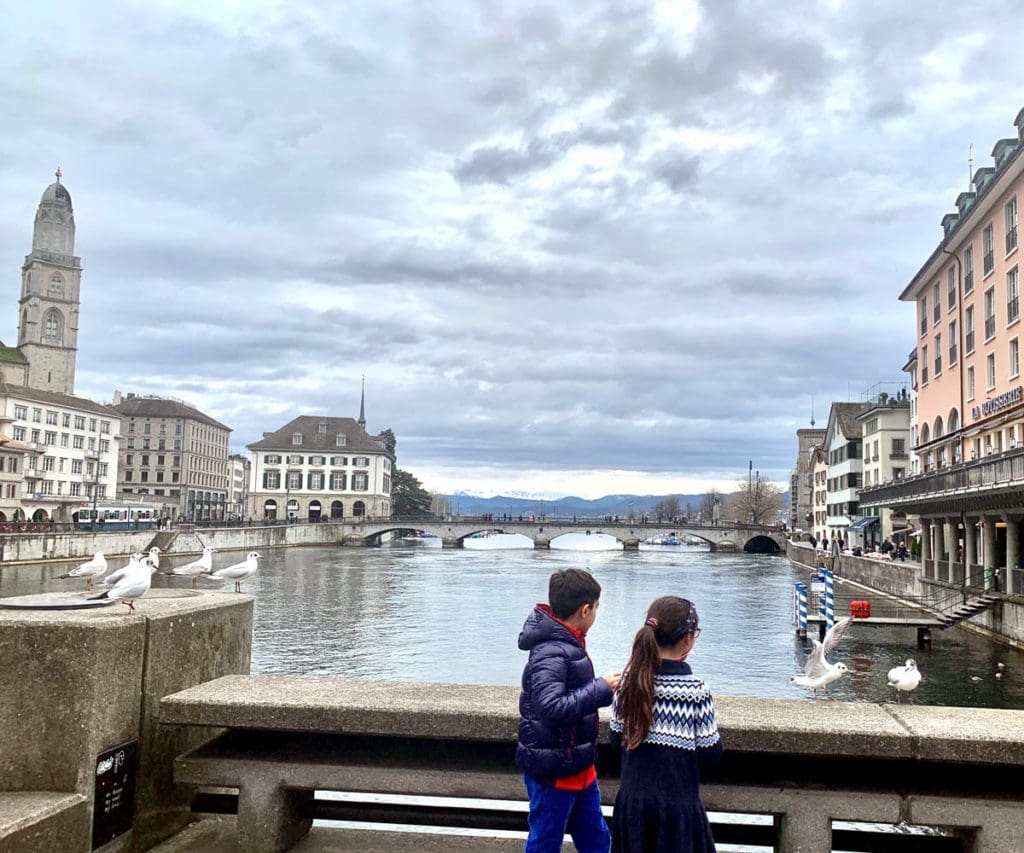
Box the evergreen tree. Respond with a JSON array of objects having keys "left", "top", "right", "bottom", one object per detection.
[{"left": 392, "top": 468, "right": 432, "bottom": 517}]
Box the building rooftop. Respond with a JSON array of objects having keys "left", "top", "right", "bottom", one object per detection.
[
  {"left": 0, "top": 382, "right": 117, "bottom": 417},
  {"left": 248, "top": 416, "right": 391, "bottom": 454},
  {"left": 112, "top": 395, "right": 231, "bottom": 431},
  {"left": 0, "top": 345, "right": 28, "bottom": 365},
  {"left": 832, "top": 402, "right": 865, "bottom": 439}
]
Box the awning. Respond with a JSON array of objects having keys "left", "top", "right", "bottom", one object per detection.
[{"left": 848, "top": 516, "right": 880, "bottom": 532}]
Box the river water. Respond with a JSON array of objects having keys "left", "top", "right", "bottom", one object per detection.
[{"left": 5, "top": 535, "right": 1023, "bottom": 707}]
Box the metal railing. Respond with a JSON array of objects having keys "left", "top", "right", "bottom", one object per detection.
[{"left": 860, "top": 445, "right": 1024, "bottom": 506}]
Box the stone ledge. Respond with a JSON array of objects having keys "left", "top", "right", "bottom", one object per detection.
[
  {"left": 160, "top": 675, "right": 1024, "bottom": 764},
  {"left": 0, "top": 792, "right": 88, "bottom": 851}
]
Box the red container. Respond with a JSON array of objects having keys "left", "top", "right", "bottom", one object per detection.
[{"left": 850, "top": 600, "right": 871, "bottom": 619}]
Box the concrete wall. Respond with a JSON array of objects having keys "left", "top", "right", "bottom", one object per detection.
[
  {"left": 0, "top": 523, "right": 344, "bottom": 566},
  {"left": 0, "top": 591, "right": 252, "bottom": 851}
]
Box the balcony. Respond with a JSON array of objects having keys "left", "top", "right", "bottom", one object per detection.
[{"left": 860, "top": 445, "right": 1024, "bottom": 510}]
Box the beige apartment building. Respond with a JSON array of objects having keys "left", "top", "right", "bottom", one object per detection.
[
  {"left": 112, "top": 393, "right": 231, "bottom": 521},
  {"left": 853, "top": 393, "right": 910, "bottom": 544},
  {"left": 861, "top": 105, "right": 1024, "bottom": 592},
  {"left": 810, "top": 446, "right": 828, "bottom": 544}
]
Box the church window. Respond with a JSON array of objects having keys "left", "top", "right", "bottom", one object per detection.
[
  {"left": 48, "top": 274, "right": 63, "bottom": 296},
  {"left": 42, "top": 309, "right": 63, "bottom": 344}
]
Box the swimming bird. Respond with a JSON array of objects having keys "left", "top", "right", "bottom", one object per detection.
[
  {"left": 790, "top": 616, "right": 854, "bottom": 699},
  {"left": 997, "top": 662, "right": 1006, "bottom": 671},
  {"left": 89, "top": 553, "right": 154, "bottom": 612},
  {"left": 57, "top": 552, "right": 107, "bottom": 590},
  {"left": 167, "top": 546, "right": 215, "bottom": 589},
  {"left": 210, "top": 551, "right": 260, "bottom": 592},
  {"left": 147, "top": 547, "right": 160, "bottom": 570},
  {"left": 887, "top": 659, "right": 922, "bottom": 703}
]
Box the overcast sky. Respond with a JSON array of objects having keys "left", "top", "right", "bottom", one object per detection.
[{"left": 1, "top": 1, "right": 1023, "bottom": 498}]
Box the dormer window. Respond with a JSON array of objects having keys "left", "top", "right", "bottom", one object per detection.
[
  {"left": 336, "top": 434, "right": 346, "bottom": 447},
  {"left": 318, "top": 422, "right": 328, "bottom": 434},
  {"left": 292, "top": 433, "right": 303, "bottom": 445}
]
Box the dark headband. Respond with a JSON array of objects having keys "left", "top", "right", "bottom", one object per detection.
[{"left": 647, "top": 600, "right": 699, "bottom": 645}]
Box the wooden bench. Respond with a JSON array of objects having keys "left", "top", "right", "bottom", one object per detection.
[
  {"left": 161, "top": 674, "right": 1024, "bottom": 853},
  {"left": 0, "top": 792, "right": 88, "bottom": 853}
]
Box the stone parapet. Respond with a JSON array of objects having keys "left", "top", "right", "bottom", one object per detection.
[{"left": 0, "top": 591, "right": 252, "bottom": 851}]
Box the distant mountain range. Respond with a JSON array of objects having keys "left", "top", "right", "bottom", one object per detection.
[{"left": 443, "top": 490, "right": 790, "bottom": 518}]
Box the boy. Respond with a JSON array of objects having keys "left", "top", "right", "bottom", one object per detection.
[{"left": 517, "top": 568, "right": 622, "bottom": 853}]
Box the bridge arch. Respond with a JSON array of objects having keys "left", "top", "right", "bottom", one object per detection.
[{"left": 743, "top": 535, "right": 782, "bottom": 554}]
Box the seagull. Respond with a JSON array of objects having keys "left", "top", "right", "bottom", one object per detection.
[
  {"left": 147, "top": 547, "right": 161, "bottom": 570},
  {"left": 887, "top": 659, "right": 922, "bottom": 703},
  {"left": 997, "top": 662, "right": 1006, "bottom": 671},
  {"left": 89, "top": 553, "right": 154, "bottom": 612},
  {"left": 167, "top": 546, "right": 215, "bottom": 589},
  {"left": 210, "top": 551, "right": 260, "bottom": 592},
  {"left": 790, "top": 616, "right": 854, "bottom": 699},
  {"left": 57, "top": 552, "right": 107, "bottom": 590}
]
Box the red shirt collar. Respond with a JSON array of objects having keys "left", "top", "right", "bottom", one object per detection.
[{"left": 537, "top": 603, "right": 587, "bottom": 648}]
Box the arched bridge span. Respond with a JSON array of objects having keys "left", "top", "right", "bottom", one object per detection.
[{"left": 335, "top": 518, "right": 785, "bottom": 553}]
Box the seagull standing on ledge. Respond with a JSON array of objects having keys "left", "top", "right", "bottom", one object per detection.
[
  {"left": 211, "top": 551, "right": 261, "bottom": 592},
  {"left": 887, "top": 659, "right": 922, "bottom": 703},
  {"left": 57, "top": 552, "right": 107, "bottom": 590},
  {"left": 147, "top": 547, "right": 161, "bottom": 570},
  {"left": 89, "top": 553, "right": 154, "bottom": 612},
  {"left": 168, "top": 546, "right": 215, "bottom": 589},
  {"left": 790, "top": 616, "right": 854, "bottom": 699}
]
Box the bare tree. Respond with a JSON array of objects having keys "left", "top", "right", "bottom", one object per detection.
[
  {"left": 732, "top": 476, "right": 782, "bottom": 525},
  {"left": 652, "top": 495, "right": 681, "bottom": 520},
  {"left": 698, "top": 490, "right": 721, "bottom": 524}
]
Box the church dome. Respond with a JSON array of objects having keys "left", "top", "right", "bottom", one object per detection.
[{"left": 40, "top": 180, "right": 72, "bottom": 210}]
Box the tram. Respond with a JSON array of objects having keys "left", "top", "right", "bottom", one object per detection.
[{"left": 74, "top": 502, "right": 159, "bottom": 530}]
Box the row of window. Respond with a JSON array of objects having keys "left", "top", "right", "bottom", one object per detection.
[
  {"left": 124, "top": 470, "right": 179, "bottom": 484},
  {"left": 11, "top": 427, "right": 109, "bottom": 453},
  {"left": 920, "top": 198, "right": 1018, "bottom": 336},
  {"left": 125, "top": 453, "right": 180, "bottom": 468},
  {"left": 862, "top": 438, "right": 906, "bottom": 462},
  {"left": 23, "top": 480, "right": 106, "bottom": 498},
  {"left": 126, "top": 437, "right": 181, "bottom": 450},
  {"left": 33, "top": 456, "right": 106, "bottom": 476},
  {"left": 962, "top": 340, "right": 1021, "bottom": 402},
  {"left": 828, "top": 441, "right": 862, "bottom": 465},
  {"left": 264, "top": 454, "right": 373, "bottom": 467},
  {"left": 128, "top": 420, "right": 182, "bottom": 436},
  {"left": 827, "top": 502, "right": 860, "bottom": 517},
  {"left": 12, "top": 406, "right": 111, "bottom": 433},
  {"left": 261, "top": 472, "right": 371, "bottom": 491},
  {"left": 292, "top": 431, "right": 348, "bottom": 447},
  {"left": 827, "top": 473, "right": 862, "bottom": 491}
]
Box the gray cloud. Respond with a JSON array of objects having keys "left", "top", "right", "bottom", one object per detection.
[{"left": 2, "top": 0, "right": 1023, "bottom": 494}]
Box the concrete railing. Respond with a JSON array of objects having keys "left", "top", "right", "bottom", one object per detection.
[{"left": 161, "top": 675, "right": 1024, "bottom": 852}]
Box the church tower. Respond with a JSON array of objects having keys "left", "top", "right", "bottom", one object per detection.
[{"left": 18, "top": 169, "right": 81, "bottom": 395}]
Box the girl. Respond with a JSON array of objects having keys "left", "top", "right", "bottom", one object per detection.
[{"left": 611, "top": 596, "right": 721, "bottom": 853}]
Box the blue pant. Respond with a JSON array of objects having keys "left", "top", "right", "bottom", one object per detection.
[{"left": 524, "top": 774, "right": 610, "bottom": 853}]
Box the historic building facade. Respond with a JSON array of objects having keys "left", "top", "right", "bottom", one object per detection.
[
  {"left": 227, "top": 453, "right": 250, "bottom": 518},
  {"left": 791, "top": 427, "right": 826, "bottom": 531},
  {"left": 861, "top": 106, "right": 1024, "bottom": 593},
  {"left": 247, "top": 413, "right": 393, "bottom": 521},
  {"left": 823, "top": 402, "right": 864, "bottom": 542},
  {"left": 112, "top": 393, "right": 231, "bottom": 521}
]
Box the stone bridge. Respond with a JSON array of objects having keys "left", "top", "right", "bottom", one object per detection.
[{"left": 336, "top": 517, "right": 786, "bottom": 552}]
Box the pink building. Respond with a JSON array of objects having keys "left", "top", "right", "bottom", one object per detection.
[{"left": 861, "top": 106, "right": 1024, "bottom": 594}]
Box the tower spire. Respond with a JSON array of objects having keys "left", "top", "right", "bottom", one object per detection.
[{"left": 358, "top": 375, "right": 366, "bottom": 428}]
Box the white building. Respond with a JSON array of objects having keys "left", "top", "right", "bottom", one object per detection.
[
  {"left": 810, "top": 446, "right": 828, "bottom": 545},
  {"left": 227, "top": 453, "right": 249, "bottom": 518},
  {"left": 823, "top": 402, "right": 864, "bottom": 543},
  {"left": 0, "top": 385, "right": 120, "bottom": 521},
  {"left": 247, "top": 415, "right": 393, "bottom": 521},
  {"left": 855, "top": 392, "right": 912, "bottom": 545}
]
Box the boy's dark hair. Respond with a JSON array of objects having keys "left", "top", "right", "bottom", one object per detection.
[{"left": 548, "top": 568, "right": 601, "bottom": 619}]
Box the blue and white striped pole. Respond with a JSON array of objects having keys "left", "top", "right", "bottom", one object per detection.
[
  {"left": 796, "top": 582, "right": 808, "bottom": 638},
  {"left": 824, "top": 568, "right": 835, "bottom": 631}
]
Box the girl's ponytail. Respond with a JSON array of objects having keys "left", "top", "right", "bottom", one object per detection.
[
  {"left": 616, "top": 619, "right": 662, "bottom": 749},
  {"left": 615, "top": 597, "right": 697, "bottom": 749}
]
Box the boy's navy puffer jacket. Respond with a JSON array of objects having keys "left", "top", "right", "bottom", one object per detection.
[{"left": 516, "top": 604, "right": 613, "bottom": 783}]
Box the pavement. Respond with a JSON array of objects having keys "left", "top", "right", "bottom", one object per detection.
[{"left": 151, "top": 817, "right": 569, "bottom": 851}]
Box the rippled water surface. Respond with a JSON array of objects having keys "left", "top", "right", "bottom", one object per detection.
[{"left": 7, "top": 537, "right": 1024, "bottom": 707}]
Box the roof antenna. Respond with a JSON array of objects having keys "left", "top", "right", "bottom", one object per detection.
[
  {"left": 968, "top": 143, "right": 974, "bottom": 185},
  {"left": 810, "top": 393, "right": 815, "bottom": 428}
]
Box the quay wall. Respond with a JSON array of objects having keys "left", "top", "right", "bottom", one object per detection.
[
  {"left": 787, "top": 541, "right": 1024, "bottom": 648},
  {"left": 0, "top": 522, "right": 344, "bottom": 566}
]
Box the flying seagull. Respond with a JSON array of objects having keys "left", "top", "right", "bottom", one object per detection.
[
  {"left": 168, "top": 546, "right": 216, "bottom": 589},
  {"left": 57, "top": 552, "right": 107, "bottom": 590},
  {"left": 790, "top": 616, "right": 854, "bottom": 699},
  {"left": 211, "top": 551, "right": 261, "bottom": 593},
  {"left": 887, "top": 659, "right": 922, "bottom": 703}
]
